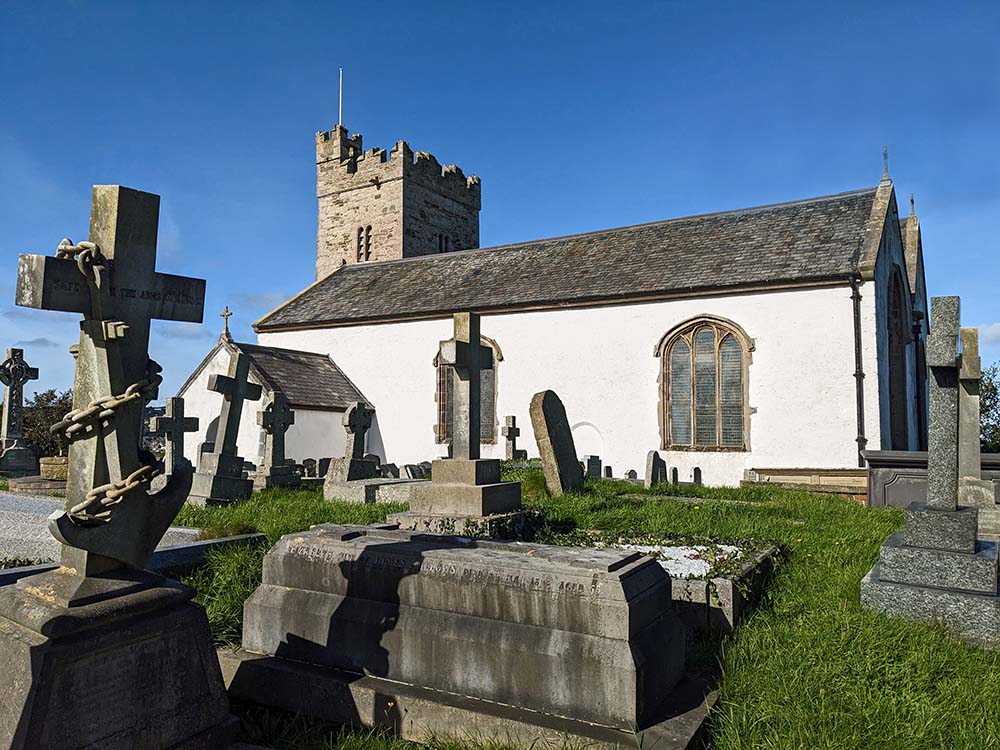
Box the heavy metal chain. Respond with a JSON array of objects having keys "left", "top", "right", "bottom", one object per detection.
[
  {"left": 68, "top": 463, "right": 160, "bottom": 525},
  {"left": 49, "top": 368, "right": 162, "bottom": 443},
  {"left": 56, "top": 238, "right": 107, "bottom": 283}
]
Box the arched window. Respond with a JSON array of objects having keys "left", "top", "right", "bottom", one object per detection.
[
  {"left": 657, "top": 318, "right": 751, "bottom": 451},
  {"left": 433, "top": 337, "right": 502, "bottom": 445},
  {"left": 357, "top": 226, "right": 372, "bottom": 262}
]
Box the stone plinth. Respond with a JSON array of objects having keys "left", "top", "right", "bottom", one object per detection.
[
  {"left": 388, "top": 458, "right": 522, "bottom": 533},
  {"left": 0, "top": 566, "right": 236, "bottom": 749},
  {"left": 253, "top": 464, "right": 300, "bottom": 492},
  {"left": 189, "top": 453, "right": 252, "bottom": 506},
  {"left": 240, "top": 524, "right": 686, "bottom": 733},
  {"left": 0, "top": 445, "right": 37, "bottom": 477},
  {"left": 323, "top": 477, "right": 421, "bottom": 504},
  {"left": 38, "top": 456, "right": 68, "bottom": 480}
]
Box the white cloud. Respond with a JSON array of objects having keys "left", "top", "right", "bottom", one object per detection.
[{"left": 979, "top": 323, "right": 1000, "bottom": 346}]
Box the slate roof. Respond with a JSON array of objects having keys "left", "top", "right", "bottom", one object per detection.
[
  {"left": 257, "top": 187, "right": 880, "bottom": 331},
  {"left": 234, "top": 341, "right": 368, "bottom": 411}
]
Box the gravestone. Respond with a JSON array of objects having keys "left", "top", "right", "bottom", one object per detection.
[
  {"left": 626, "top": 469, "right": 638, "bottom": 480},
  {"left": 502, "top": 415, "right": 528, "bottom": 461},
  {"left": 381, "top": 462, "right": 399, "bottom": 478},
  {"left": 318, "top": 457, "right": 332, "bottom": 477},
  {"left": 0, "top": 348, "right": 39, "bottom": 476},
  {"left": 389, "top": 313, "right": 522, "bottom": 533},
  {"left": 530, "top": 390, "right": 584, "bottom": 496},
  {"left": 956, "top": 328, "right": 997, "bottom": 519},
  {"left": 148, "top": 396, "right": 198, "bottom": 476},
  {"left": 604, "top": 465, "right": 613, "bottom": 479},
  {"left": 645, "top": 451, "right": 668, "bottom": 488},
  {"left": 302, "top": 458, "right": 317, "bottom": 477},
  {"left": 862, "top": 297, "right": 1000, "bottom": 647},
  {"left": 584, "top": 454, "right": 602, "bottom": 479},
  {"left": 188, "top": 350, "right": 262, "bottom": 505},
  {"left": 0, "top": 185, "right": 234, "bottom": 748},
  {"left": 255, "top": 390, "right": 300, "bottom": 490}
]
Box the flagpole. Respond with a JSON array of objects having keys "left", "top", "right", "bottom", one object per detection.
[{"left": 338, "top": 67, "right": 343, "bottom": 126}]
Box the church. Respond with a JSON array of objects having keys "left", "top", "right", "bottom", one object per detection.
[{"left": 181, "top": 123, "right": 930, "bottom": 487}]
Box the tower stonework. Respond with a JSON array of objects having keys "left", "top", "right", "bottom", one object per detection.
[{"left": 315, "top": 125, "right": 481, "bottom": 279}]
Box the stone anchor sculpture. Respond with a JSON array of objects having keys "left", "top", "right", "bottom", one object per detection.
[
  {"left": 0, "top": 348, "right": 39, "bottom": 476},
  {"left": 0, "top": 186, "right": 235, "bottom": 749}
]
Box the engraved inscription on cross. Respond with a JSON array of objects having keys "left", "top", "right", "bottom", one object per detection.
[
  {"left": 343, "top": 402, "right": 372, "bottom": 459},
  {"left": 258, "top": 390, "right": 295, "bottom": 468},
  {"left": 149, "top": 397, "right": 199, "bottom": 475},
  {"left": 0, "top": 348, "right": 39, "bottom": 448},
  {"left": 208, "top": 352, "right": 263, "bottom": 457},
  {"left": 437, "top": 312, "right": 493, "bottom": 460}
]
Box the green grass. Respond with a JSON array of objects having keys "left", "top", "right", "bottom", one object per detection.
[
  {"left": 181, "top": 473, "right": 1000, "bottom": 749},
  {"left": 0, "top": 477, "right": 8, "bottom": 491}
]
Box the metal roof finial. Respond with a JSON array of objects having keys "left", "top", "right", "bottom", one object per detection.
[{"left": 221, "top": 305, "right": 233, "bottom": 341}]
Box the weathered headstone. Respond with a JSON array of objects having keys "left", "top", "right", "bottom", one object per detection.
[
  {"left": 0, "top": 186, "right": 234, "bottom": 748},
  {"left": 0, "top": 348, "right": 39, "bottom": 476},
  {"left": 626, "top": 469, "right": 638, "bottom": 480},
  {"left": 302, "top": 458, "right": 317, "bottom": 477},
  {"left": 381, "top": 462, "right": 399, "bottom": 478},
  {"left": 502, "top": 415, "right": 528, "bottom": 461},
  {"left": 148, "top": 396, "right": 198, "bottom": 476},
  {"left": 389, "top": 313, "right": 522, "bottom": 533},
  {"left": 255, "top": 390, "right": 300, "bottom": 490},
  {"left": 188, "top": 350, "right": 262, "bottom": 505},
  {"left": 957, "top": 328, "right": 995, "bottom": 508},
  {"left": 604, "top": 465, "right": 613, "bottom": 479},
  {"left": 326, "top": 402, "right": 379, "bottom": 481},
  {"left": 645, "top": 450, "right": 667, "bottom": 488},
  {"left": 584, "top": 454, "right": 602, "bottom": 479},
  {"left": 529, "top": 390, "right": 584, "bottom": 496},
  {"left": 862, "top": 297, "right": 1000, "bottom": 647}
]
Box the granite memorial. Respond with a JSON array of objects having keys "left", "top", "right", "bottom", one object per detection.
[{"left": 0, "top": 348, "right": 39, "bottom": 477}]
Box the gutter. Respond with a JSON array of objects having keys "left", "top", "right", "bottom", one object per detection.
[{"left": 850, "top": 275, "right": 867, "bottom": 466}]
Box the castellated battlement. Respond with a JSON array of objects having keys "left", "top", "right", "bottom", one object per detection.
[{"left": 315, "top": 126, "right": 480, "bottom": 209}]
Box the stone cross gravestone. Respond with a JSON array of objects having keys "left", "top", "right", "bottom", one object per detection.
[
  {"left": 326, "top": 401, "right": 379, "bottom": 481},
  {"left": 0, "top": 185, "right": 234, "bottom": 748},
  {"left": 0, "top": 348, "right": 39, "bottom": 476},
  {"left": 529, "top": 390, "right": 584, "bottom": 496},
  {"left": 861, "top": 296, "right": 1000, "bottom": 648},
  {"left": 645, "top": 450, "right": 667, "bottom": 489},
  {"left": 188, "top": 350, "right": 262, "bottom": 505},
  {"left": 388, "top": 313, "right": 522, "bottom": 534},
  {"left": 148, "top": 396, "right": 198, "bottom": 476},
  {"left": 956, "top": 327, "right": 996, "bottom": 510},
  {"left": 255, "top": 390, "right": 300, "bottom": 490},
  {"left": 502, "top": 415, "right": 527, "bottom": 461}
]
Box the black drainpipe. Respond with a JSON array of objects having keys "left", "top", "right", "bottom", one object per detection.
[{"left": 850, "top": 275, "right": 867, "bottom": 467}]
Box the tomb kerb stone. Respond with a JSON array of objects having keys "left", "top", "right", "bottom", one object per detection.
[
  {"left": 255, "top": 390, "right": 300, "bottom": 490},
  {"left": 189, "top": 350, "right": 262, "bottom": 505},
  {"left": 0, "top": 185, "right": 234, "bottom": 748},
  {"left": 0, "top": 348, "right": 39, "bottom": 476},
  {"left": 530, "top": 389, "right": 584, "bottom": 496},
  {"left": 389, "top": 313, "right": 522, "bottom": 534},
  {"left": 148, "top": 395, "right": 198, "bottom": 476}
]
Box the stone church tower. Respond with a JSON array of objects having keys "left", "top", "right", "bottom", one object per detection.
[{"left": 314, "top": 125, "right": 481, "bottom": 279}]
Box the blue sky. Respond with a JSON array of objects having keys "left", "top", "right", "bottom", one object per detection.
[{"left": 1, "top": 1, "right": 998, "bottom": 401}]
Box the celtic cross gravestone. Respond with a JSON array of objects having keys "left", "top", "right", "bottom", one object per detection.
[
  {"left": 255, "top": 390, "right": 299, "bottom": 490},
  {"left": 0, "top": 348, "right": 39, "bottom": 475}
]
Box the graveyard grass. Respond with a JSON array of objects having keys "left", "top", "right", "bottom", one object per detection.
[{"left": 179, "top": 471, "right": 1000, "bottom": 750}]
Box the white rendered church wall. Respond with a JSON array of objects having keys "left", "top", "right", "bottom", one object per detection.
[
  {"left": 285, "top": 409, "right": 345, "bottom": 464},
  {"left": 259, "top": 284, "right": 862, "bottom": 487}
]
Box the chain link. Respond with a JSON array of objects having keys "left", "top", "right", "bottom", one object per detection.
[
  {"left": 68, "top": 463, "right": 160, "bottom": 525},
  {"left": 56, "top": 238, "right": 107, "bottom": 283}
]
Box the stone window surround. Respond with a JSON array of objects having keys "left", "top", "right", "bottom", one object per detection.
[
  {"left": 432, "top": 335, "right": 503, "bottom": 446},
  {"left": 655, "top": 315, "right": 755, "bottom": 452}
]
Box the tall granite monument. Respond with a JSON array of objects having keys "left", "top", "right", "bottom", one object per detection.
[
  {"left": 0, "top": 347, "right": 39, "bottom": 476},
  {"left": 389, "top": 312, "right": 522, "bottom": 533},
  {"left": 188, "top": 350, "right": 262, "bottom": 505},
  {"left": 254, "top": 390, "right": 300, "bottom": 490},
  {"left": 862, "top": 296, "right": 1000, "bottom": 647},
  {"left": 0, "top": 186, "right": 234, "bottom": 748}
]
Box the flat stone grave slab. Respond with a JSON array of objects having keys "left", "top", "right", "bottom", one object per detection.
[
  {"left": 0, "top": 491, "right": 201, "bottom": 563},
  {"left": 5, "top": 474, "right": 66, "bottom": 496},
  {"left": 323, "top": 477, "right": 422, "bottom": 505}
]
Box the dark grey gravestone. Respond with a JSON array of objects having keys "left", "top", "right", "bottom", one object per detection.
[
  {"left": 626, "top": 469, "right": 638, "bottom": 480},
  {"left": 0, "top": 348, "right": 39, "bottom": 476},
  {"left": 862, "top": 298, "right": 1000, "bottom": 648},
  {"left": 148, "top": 396, "right": 198, "bottom": 476},
  {"left": 584, "top": 455, "right": 602, "bottom": 479},
  {"left": 529, "top": 390, "right": 584, "bottom": 496},
  {"left": 502, "top": 415, "right": 527, "bottom": 461},
  {"left": 254, "top": 390, "right": 300, "bottom": 490},
  {"left": 645, "top": 450, "right": 667, "bottom": 489},
  {"left": 604, "top": 466, "right": 613, "bottom": 479},
  {"left": 325, "top": 402, "right": 378, "bottom": 482},
  {"left": 381, "top": 462, "right": 399, "bottom": 479},
  {"left": 189, "top": 350, "right": 262, "bottom": 505},
  {"left": 1, "top": 185, "right": 235, "bottom": 748},
  {"left": 318, "top": 457, "right": 332, "bottom": 477}
]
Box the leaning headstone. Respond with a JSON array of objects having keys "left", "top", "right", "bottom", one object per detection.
[
  {"left": 862, "top": 297, "right": 1000, "bottom": 647},
  {"left": 502, "top": 415, "right": 528, "bottom": 461},
  {"left": 584, "top": 455, "right": 602, "bottom": 479},
  {"left": 254, "top": 390, "right": 300, "bottom": 490},
  {"left": 419, "top": 460, "right": 433, "bottom": 475},
  {"left": 148, "top": 395, "right": 198, "bottom": 476},
  {"left": 381, "top": 462, "right": 399, "bottom": 478},
  {"left": 645, "top": 451, "right": 667, "bottom": 488},
  {"left": 402, "top": 464, "right": 421, "bottom": 479},
  {"left": 0, "top": 185, "right": 234, "bottom": 748},
  {"left": 530, "top": 390, "right": 584, "bottom": 496},
  {"left": 389, "top": 313, "right": 522, "bottom": 533},
  {"left": 0, "top": 348, "right": 39, "bottom": 476},
  {"left": 188, "top": 350, "right": 262, "bottom": 505}
]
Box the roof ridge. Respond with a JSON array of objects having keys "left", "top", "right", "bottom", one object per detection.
[
  {"left": 332, "top": 185, "right": 879, "bottom": 272},
  {"left": 234, "top": 340, "right": 332, "bottom": 358}
]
